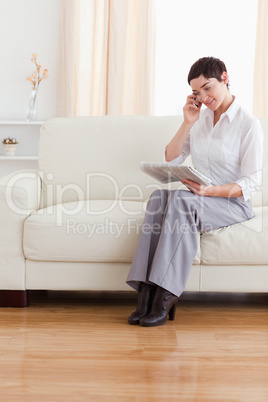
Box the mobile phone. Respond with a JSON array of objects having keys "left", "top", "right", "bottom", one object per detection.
[{"left": 194, "top": 98, "right": 200, "bottom": 108}]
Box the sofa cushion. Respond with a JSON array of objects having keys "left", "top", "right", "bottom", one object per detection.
[
  {"left": 23, "top": 200, "right": 201, "bottom": 264},
  {"left": 200, "top": 206, "right": 268, "bottom": 265}
]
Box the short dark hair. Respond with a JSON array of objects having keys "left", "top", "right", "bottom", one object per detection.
[{"left": 187, "top": 57, "right": 229, "bottom": 88}]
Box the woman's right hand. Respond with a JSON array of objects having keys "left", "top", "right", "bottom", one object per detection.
[{"left": 183, "top": 95, "right": 202, "bottom": 126}]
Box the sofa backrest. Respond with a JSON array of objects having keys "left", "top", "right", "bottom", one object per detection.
[
  {"left": 38, "top": 116, "right": 185, "bottom": 209},
  {"left": 38, "top": 116, "right": 267, "bottom": 209}
]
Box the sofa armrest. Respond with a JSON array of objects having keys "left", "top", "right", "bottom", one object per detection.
[{"left": 0, "top": 169, "right": 41, "bottom": 290}]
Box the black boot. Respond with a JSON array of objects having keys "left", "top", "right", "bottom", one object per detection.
[
  {"left": 128, "top": 283, "right": 156, "bottom": 325},
  {"left": 139, "top": 286, "right": 178, "bottom": 327}
]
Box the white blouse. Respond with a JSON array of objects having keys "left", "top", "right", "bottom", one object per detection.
[{"left": 167, "top": 98, "right": 263, "bottom": 202}]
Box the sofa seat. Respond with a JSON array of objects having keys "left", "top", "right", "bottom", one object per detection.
[
  {"left": 201, "top": 206, "right": 268, "bottom": 265},
  {"left": 23, "top": 199, "right": 201, "bottom": 264}
]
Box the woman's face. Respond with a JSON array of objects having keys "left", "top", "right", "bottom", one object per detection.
[{"left": 190, "top": 73, "right": 228, "bottom": 111}]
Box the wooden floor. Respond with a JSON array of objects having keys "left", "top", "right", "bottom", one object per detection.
[{"left": 0, "top": 291, "right": 268, "bottom": 402}]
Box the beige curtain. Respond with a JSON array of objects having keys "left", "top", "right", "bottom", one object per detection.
[
  {"left": 253, "top": 0, "right": 268, "bottom": 118},
  {"left": 58, "top": 0, "right": 155, "bottom": 116}
]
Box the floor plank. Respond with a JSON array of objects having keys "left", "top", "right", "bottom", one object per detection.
[{"left": 0, "top": 291, "right": 267, "bottom": 401}]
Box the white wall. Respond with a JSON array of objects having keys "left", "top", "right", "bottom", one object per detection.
[
  {"left": 0, "top": 0, "right": 62, "bottom": 121},
  {"left": 0, "top": 0, "right": 259, "bottom": 121},
  {"left": 154, "top": 0, "right": 258, "bottom": 116}
]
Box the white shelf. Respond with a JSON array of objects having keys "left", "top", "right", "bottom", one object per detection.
[
  {"left": 0, "top": 156, "right": 38, "bottom": 160},
  {"left": 0, "top": 121, "right": 44, "bottom": 125},
  {"left": 0, "top": 122, "right": 40, "bottom": 176}
]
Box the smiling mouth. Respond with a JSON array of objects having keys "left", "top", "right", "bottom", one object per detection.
[{"left": 206, "top": 99, "right": 214, "bottom": 105}]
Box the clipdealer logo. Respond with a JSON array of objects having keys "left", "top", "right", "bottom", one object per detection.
[{"left": 4, "top": 169, "right": 264, "bottom": 234}]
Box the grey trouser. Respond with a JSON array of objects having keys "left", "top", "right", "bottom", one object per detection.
[{"left": 126, "top": 189, "right": 255, "bottom": 297}]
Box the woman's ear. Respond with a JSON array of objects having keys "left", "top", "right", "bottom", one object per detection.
[{"left": 221, "top": 71, "right": 229, "bottom": 84}]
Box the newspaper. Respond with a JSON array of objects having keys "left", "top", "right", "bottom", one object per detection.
[{"left": 140, "top": 162, "right": 212, "bottom": 186}]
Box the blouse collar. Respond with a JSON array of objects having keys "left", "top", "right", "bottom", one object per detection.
[{"left": 204, "top": 96, "right": 239, "bottom": 123}]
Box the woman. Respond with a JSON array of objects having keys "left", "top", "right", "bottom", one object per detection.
[{"left": 126, "top": 56, "right": 263, "bottom": 327}]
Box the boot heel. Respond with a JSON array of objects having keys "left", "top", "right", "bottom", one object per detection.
[{"left": 169, "top": 303, "right": 176, "bottom": 321}]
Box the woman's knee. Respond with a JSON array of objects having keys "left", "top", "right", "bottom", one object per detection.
[
  {"left": 149, "top": 189, "right": 168, "bottom": 201},
  {"left": 146, "top": 189, "right": 169, "bottom": 214},
  {"left": 168, "top": 189, "right": 197, "bottom": 214}
]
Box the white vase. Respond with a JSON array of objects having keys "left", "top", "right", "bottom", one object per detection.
[
  {"left": 3, "top": 144, "right": 17, "bottom": 156},
  {"left": 26, "top": 89, "right": 38, "bottom": 121}
]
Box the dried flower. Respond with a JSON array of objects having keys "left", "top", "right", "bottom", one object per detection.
[
  {"left": 2, "top": 137, "right": 19, "bottom": 145},
  {"left": 27, "top": 53, "right": 48, "bottom": 91}
]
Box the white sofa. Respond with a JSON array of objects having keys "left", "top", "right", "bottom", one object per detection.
[{"left": 0, "top": 116, "right": 267, "bottom": 307}]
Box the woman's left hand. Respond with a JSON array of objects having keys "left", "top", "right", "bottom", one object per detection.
[{"left": 182, "top": 179, "right": 213, "bottom": 196}]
